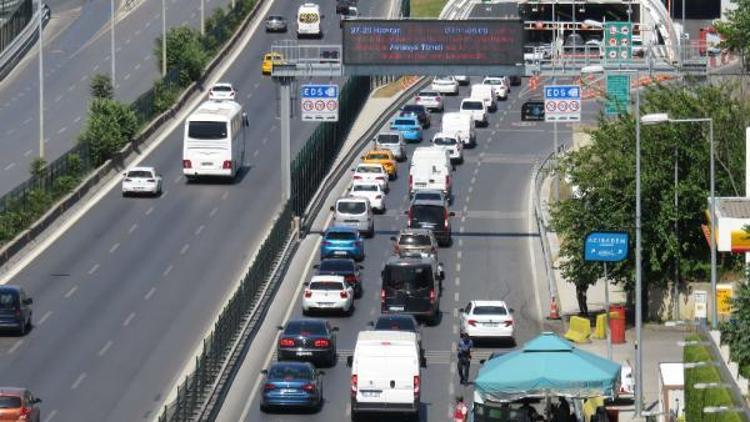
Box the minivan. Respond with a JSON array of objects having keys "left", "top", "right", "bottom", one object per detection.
[
  {"left": 0, "top": 286, "right": 32, "bottom": 336},
  {"left": 331, "top": 196, "right": 374, "bottom": 238},
  {"left": 442, "top": 112, "right": 475, "bottom": 147},
  {"left": 460, "top": 98, "right": 488, "bottom": 127},
  {"left": 347, "top": 330, "right": 425, "bottom": 421},
  {"left": 405, "top": 198, "right": 454, "bottom": 246},
  {"left": 470, "top": 84, "right": 496, "bottom": 112},
  {"left": 380, "top": 254, "right": 442, "bottom": 325}
]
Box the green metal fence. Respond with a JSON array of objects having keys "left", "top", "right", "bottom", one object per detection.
[
  {"left": 401, "top": 0, "right": 410, "bottom": 17},
  {"left": 0, "top": 0, "right": 32, "bottom": 53}
]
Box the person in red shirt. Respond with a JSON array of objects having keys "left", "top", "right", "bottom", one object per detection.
[{"left": 454, "top": 396, "right": 468, "bottom": 422}]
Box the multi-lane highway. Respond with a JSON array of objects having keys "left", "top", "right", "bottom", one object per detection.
[
  {"left": 218, "top": 77, "right": 569, "bottom": 421},
  {"left": 0, "top": 0, "right": 390, "bottom": 420},
  {"left": 0, "top": 0, "right": 231, "bottom": 195}
]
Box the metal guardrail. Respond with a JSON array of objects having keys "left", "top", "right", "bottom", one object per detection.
[
  {"left": 0, "top": 0, "right": 45, "bottom": 81},
  {"left": 532, "top": 151, "right": 559, "bottom": 307}
]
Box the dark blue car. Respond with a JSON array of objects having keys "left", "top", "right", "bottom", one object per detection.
[
  {"left": 260, "top": 361, "right": 323, "bottom": 412},
  {"left": 320, "top": 226, "right": 364, "bottom": 261}
]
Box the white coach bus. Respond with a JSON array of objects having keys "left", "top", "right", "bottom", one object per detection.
[{"left": 182, "top": 100, "right": 248, "bottom": 181}]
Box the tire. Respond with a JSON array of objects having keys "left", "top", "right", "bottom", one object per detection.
[
  {"left": 350, "top": 409, "right": 359, "bottom": 421},
  {"left": 302, "top": 308, "right": 310, "bottom": 317},
  {"left": 327, "top": 351, "right": 337, "bottom": 367},
  {"left": 260, "top": 404, "right": 269, "bottom": 413},
  {"left": 17, "top": 322, "right": 26, "bottom": 336}
]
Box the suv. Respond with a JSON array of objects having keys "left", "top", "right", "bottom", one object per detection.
[
  {"left": 390, "top": 228, "right": 438, "bottom": 258},
  {"left": 0, "top": 388, "right": 41, "bottom": 422},
  {"left": 0, "top": 286, "right": 32, "bottom": 335},
  {"left": 380, "top": 254, "right": 442, "bottom": 325},
  {"left": 405, "top": 198, "right": 455, "bottom": 247},
  {"left": 331, "top": 196, "right": 374, "bottom": 237}
]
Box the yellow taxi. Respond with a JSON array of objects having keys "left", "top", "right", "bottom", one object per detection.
[
  {"left": 262, "top": 51, "right": 284, "bottom": 75},
  {"left": 361, "top": 149, "right": 397, "bottom": 179}
]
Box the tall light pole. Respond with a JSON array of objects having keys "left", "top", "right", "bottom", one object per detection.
[
  {"left": 37, "top": 0, "right": 44, "bottom": 160},
  {"left": 200, "top": 0, "right": 205, "bottom": 36},
  {"left": 161, "top": 0, "right": 167, "bottom": 77},
  {"left": 110, "top": 0, "right": 116, "bottom": 87}
]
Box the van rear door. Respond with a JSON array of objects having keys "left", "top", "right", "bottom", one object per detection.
[
  {"left": 382, "top": 264, "right": 434, "bottom": 314},
  {"left": 356, "top": 354, "right": 415, "bottom": 405}
]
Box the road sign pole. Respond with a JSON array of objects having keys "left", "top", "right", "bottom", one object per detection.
[
  {"left": 604, "top": 262, "right": 611, "bottom": 360},
  {"left": 554, "top": 121, "right": 559, "bottom": 201},
  {"left": 280, "top": 78, "right": 292, "bottom": 202}
]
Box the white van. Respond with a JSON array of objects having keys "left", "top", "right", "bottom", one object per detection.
[
  {"left": 410, "top": 147, "right": 452, "bottom": 197},
  {"left": 441, "top": 112, "right": 475, "bottom": 148},
  {"left": 460, "top": 98, "right": 488, "bottom": 127},
  {"left": 347, "top": 330, "right": 425, "bottom": 421},
  {"left": 470, "top": 84, "right": 496, "bottom": 112},
  {"left": 297, "top": 3, "right": 321, "bottom": 38}
]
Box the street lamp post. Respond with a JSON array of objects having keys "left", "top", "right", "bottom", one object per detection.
[
  {"left": 641, "top": 113, "right": 716, "bottom": 329},
  {"left": 37, "top": 0, "right": 44, "bottom": 160},
  {"left": 200, "top": 0, "right": 205, "bottom": 36},
  {"left": 110, "top": 0, "right": 116, "bottom": 87},
  {"left": 161, "top": 0, "right": 167, "bottom": 77}
]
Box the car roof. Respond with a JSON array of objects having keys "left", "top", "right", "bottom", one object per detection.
[
  {"left": 326, "top": 225, "right": 358, "bottom": 233},
  {"left": 378, "top": 130, "right": 400, "bottom": 136},
  {"left": 385, "top": 254, "right": 435, "bottom": 265},
  {"left": 212, "top": 83, "right": 233, "bottom": 88},
  {"left": 286, "top": 318, "right": 326, "bottom": 328},
  {"left": 337, "top": 195, "right": 368, "bottom": 203},
  {"left": 127, "top": 166, "right": 155, "bottom": 172},
  {"left": 470, "top": 300, "right": 509, "bottom": 308},
  {"left": 0, "top": 387, "right": 26, "bottom": 396},
  {"left": 411, "top": 198, "right": 447, "bottom": 207},
  {"left": 319, "top": 257, "right": 355, "bottom": 265},
  {"left": 268, "top": 361, "right": 315, "bottom": 370},
  {"left": 393, "top": 116, "right": 418, "bottom": 122},
  {"left": 310, "top": 275, "right": 346, "bottom": 283},
  {"left": 356, "top": 163, "right": 384, "bottom": 169},
  {"left": 398, "top": 228, "right": 434, "bottom": 236}
]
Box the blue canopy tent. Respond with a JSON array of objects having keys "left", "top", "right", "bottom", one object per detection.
[{"left": 474, "top": 332, "right": 621, "bottom": 403}]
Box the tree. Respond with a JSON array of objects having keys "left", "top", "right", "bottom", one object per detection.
[
  {"left": 722, "top": 277, "right": 750, "bottom": 366},
  {"left": 28, "top": 157, "right": 46, "bottom": 178},
  {"left": 715, "top": 0, "right": 750, "bottom": 71},
  {"left": 89, "top": 74, "right": 114, "bottom": 100},
  {"left": 78, "top": 99, "right": 138, "bottom": 165},
  {"left": 154, "top": 26, "right": 210, "bottom": 86},
  {"left": 551, "top": 83, "right": 749, "bottom": 315}
]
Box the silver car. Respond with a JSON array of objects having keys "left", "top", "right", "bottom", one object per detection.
[
  {"left": 265, "top": 15, "right": 287, "bottom": 32},
  {"left": 374, "top": 131, "right": 406, "bottom": 162},
  {"left": 331, "top": 196, "right": 374, "bottom": 237}
]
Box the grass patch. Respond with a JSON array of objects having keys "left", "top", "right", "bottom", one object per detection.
[
  {"left": 410, "top": 0, "right": 447, "bottom": 17},
  {"left": 372, "top": 77, "right": 409, "bottom": 98}
]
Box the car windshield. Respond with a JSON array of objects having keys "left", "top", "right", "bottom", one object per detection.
[
  {"left": 484, "top": 79, "right": 501, "bottom": 85},
  {"left": 474, "top": 306, "right": 508, "bottom": 315},
  {"left": 412, "top": 205, "right": 444, "bottom": 223},
  {"left": 310, "top": 281, "right": 344, "bottom": 290},
  {"left": 413, "top": 192, "right": 443, "bottom": 201},
  {"left": 377, "top": 134, "right": 399, "bottom": 144},
  {"left": 0, "top": 396, "right": 21, "bottom": 409},
  {"left": 375, "top": 317, "right": 417, "bottom": 332},
  {"left": 337, "top": 201, "right": 367, "bottom": 214},
  {"left": 419, "top": 91, "right": 438, "bottom": 97},
  {"left": 127, "top": 170, "right": 152, "bottom": 178},
  {"left": 188, "top": 121, "right": 227, "bottom": 140},
  {"left": 268, "top": 15, "right": 284, "bottom": 20},
  {"left": 285, "top": 320, "right": 327, "bottom": 335},
  {"left": 383, "top": 264, "right": 433, "bottom": 289},
  {"left": 269, "top": 364, "right": 313, "bottom": 380},
  {"left": 319, "top": 259, "right": 354, "bottom": 272},
  {"left": 212, "top": 86, "right": 232, "bottom": 92},
  {"left": 394, "top": 119, "right": 416, "bottom": 126},
  {"left": 433, "top": 137, "right": 457, "bottom": 146},
  {"left": 0, "top": 292, "right": 17, "bottom": 309},
  {"left": 326, "top": 231, "right": 356, "bottom": 240},
  {"left": 399, "top": 234, "right": 431, "bottom": 246},
  {"left": 402, "top": 105, "right": 423, "bottom": 113},
  {"left": 434, "top": 77, "right": 453, "bottom": 83},
  {"left": 367, "top": 153, "right": 390, "bottom": 160},
  {"left": 357, "top": 166, "right": 382, "bottom": 174},
  {"left": 462, "top": 101, "right": 483, "bottom": 110},
  {"left": 352, "top": 184, "right": 378, "bottom": 192}
]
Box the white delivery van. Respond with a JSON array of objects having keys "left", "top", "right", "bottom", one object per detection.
[
  {"left": 409, "top": 147, "right": 452, "bottom": 198},
  {"left": 297, "top": 3, "right": 321, "bottom": 38},
  {"left": 347, "top": 330, "right": 425, "bottom": 421},
  {"left": 470, "top": 84, "right": 496, "bottom": 112},
  {"left": 460, "top": 97, "right": 488, "bottom": 127},
  {"left": 441, "top": 112, "right": 475, "bottom": 148}
]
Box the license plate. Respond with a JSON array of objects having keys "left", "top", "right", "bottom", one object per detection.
[
  {"left": 361, "top": 390, "right": 381, "bottom": 398},
  {"left": 389, "top": 306, "right": 405, "bottom": 311},
  {"left": 318, "top": 302, "right": 334, "bottom": 307},
  {"left": 201, "top": 162, "right": 212, "bottom": 166},
  {"left": 334, "top": 251, "right": 347, "bottom": 255},
  {"left": 415, "top": 183, "right": 426, "bottom": 187},
  {"left": 297, "top": 351, "right": 313, "bottom": 356},
  {"left": 281, "top": 388, "right": 296, "bottom": 394},
  {"left": 485, "top": 322, "right": 500, "bottom": 327}
]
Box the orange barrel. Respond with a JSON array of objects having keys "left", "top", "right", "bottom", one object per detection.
[{"left": 609, "top": 305, "right": 626, "bottom": 344}]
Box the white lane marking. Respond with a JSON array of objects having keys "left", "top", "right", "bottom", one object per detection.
[
  {"left": 453, "top": 308, "right": 458, "bottom": 318},
  {"left": 80, "top": 74, "right": 87, "bottom": 82},
  {"left": 8, "top": 339, "right": 24, "bottom": 354},
  {"left": 98, "top": 340, "right": 113, "bottom": 357},
  {"left": 463, "top": 205, "right": 468, "bottom": 213},
  {"left": 73, "top": 115, "right": 82, "bottom": 123},
  {"left": 173, "top": 175, "right": 182, "bottom": 184},
  {"left": 88, "top": 263, "right": 99, "bottom": 274},
  {"left": 162, "top": 264, "right": 173, "bottom": 277},
  {"left": 461, "top": 216, "right": 466, "bottom": 223},
  {"left": 5, "top": 128, "right": 14, "bottom": 135},
  {"left": 135, "top": 29, "right": 141, "bottom": 36},
  {"left": 454, "top": 292, "right": 460, "bottom": 302},
  {"left": 57, "top": 126, "right": 67, "bottom": 134},
  {"left": 125, "top": 38, "right": 131, "bottom": 45},
  {"left": 54, "top": 95, "right": 63, "bottom": 103},
  {"left": 134, "top": 63, "right": 141, "bottom": 71},
  {"left": 161, "top": 190, "right": 169, "bottom": 199},
  {"left": 465, "top": 196, "right": 471, "bottom": 205},
  {"left": 459, "top": 225, "right": 465, "bottom": 233},
  {"left": 71, "top": 373, "right": 87, "bottom": 390},
  {"left": 123, "top": 312, "right": 136, "bottom": 326},
  {"left": 43, "top": 409, "right": 57, "bottom": 422},
  {"left": 452, "top": 324, "right": 458, "bottom": 335},
  {"left": 4, "top": 162, "right": 15, "bottom": 171},
  {"left": 458, "top": 239, "right": 463, "bottom": 247},
  {"left": 457, "top": 251, "right": 462, "bottom": 260},
  {"left": 253, "top": 149, "right": 259, "bottom": 157},
  {"left": 527, "top": 176, "right": 545, "bottom": 328},
  {"left": 93, "top": 64, "right": 99, "bottom": 72},
  {"left": 246, "top": 92, "right": 253, "bottom": 99},
  {"left": 124, "top": 73, "right": 131, "bottom": 80},
  {"left": 195, "top": 225, "right": 205, "bottom": 235},
  {"left": 209, "top": 207, "right": 219, "bottom": 218},
  {"left": 38, "top": 311, "right": 52, "bottom": 325},
  {"left": 456, "top": 263, "right": 462, "bottom": 273},
  {"left": 67, "top": 85, "right": 74, "bottom": 93},
  {"left": 22, "top": 117, "right": 31, "bottom": 125},
  {"left": 64, "top": 285, "right": 78, "bottom": 298},
  {"left": 455, "top": 277, "right": 461, "bottom": 286},
  {"left": 128, "top": 223, "right": 138, "bottom": 234},
  {"left": 261, "top": 137, "right": 268, "bottom": 145},
  {"left": 470, "top": 176, "right": 476, "bottom": 185},
  {"left": 180, "top": 243, "right": 190, "bottom": 255},
  {"left": 144, "top": 287, "right": 156, "bottom": 300},
  {"left": 144, "top": 53, "right": 151, "bottom": 60},
  {"left": 221, "top": 191, "right": 229, "bottom": 201},
  {"left": 24, "top": 149, "right": 32, "bottom": 157},
  {"left": 109, "top": 243, "right": 120, "bottom": 253},
  {"left": 145, "top": 206, "right": 154, "bottom": 215},
  {"left": 468, "top": 186, "right": 474, "bottom": 194}
]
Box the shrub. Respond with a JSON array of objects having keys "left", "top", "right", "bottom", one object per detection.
[
  {"left": 90, "top": 74, "right": 114, "bottom": 100},
  {"left": 79, "top": 99, "right": 139, "bottom": 165},
  {"left": 154, "top": 27, "right": 210, "bottom": 87}
]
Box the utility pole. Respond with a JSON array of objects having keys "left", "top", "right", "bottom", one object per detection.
[
  {"left": 279, "top": 78, "right": 291, "bottom": 202},
  {"left": 634, "top": 82, "right": 643, "bottom": 417},
  {"left": 161, "top": 0, "right": 167, "bottom": 76},
  {"left": 110, "top": 0, "right": 116, "bottom": 88},
  {"left": 200, "top": 0, "right": 205, "bottom": 36},
  {"left": 37, "top": 0, "right": 44, "bottom": 159}
]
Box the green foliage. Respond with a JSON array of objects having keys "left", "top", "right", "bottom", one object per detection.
[
  {"left": 683, "top": 337, "right": 741, "bottom": 422},
  {"left": 89, "top": 74, "right": 114, "bottom": 100},
  {"left": 78, "top": 99, "right": 138, "bottom": 165},
  {"left": 721, "top": 279, "right": 750, "bottom": 366},
  {"left": 204, "top": 7, "right": 230, "bottom": 53},
  {"left": 153, "top": 79, "right": 181, "bottom": 115},
  {"left": 28, "top": 157, "right": 46, "bottom": 178},
  {"left": 715, "top": 0, "right": 750, "bottom": 70},
  {"left": 551, "top": 83, "right": 749, "bottom": 312},
  {"left": 155, "top": 26, "right": 210, "bottom": 87}
]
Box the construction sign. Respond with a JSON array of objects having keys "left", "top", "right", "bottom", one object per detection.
[
  {"left": 717, "top": 284, "right": 734, "bottom": 316},
  {"left": 604, "top": 22, "right": 632, "bottom": 62}
]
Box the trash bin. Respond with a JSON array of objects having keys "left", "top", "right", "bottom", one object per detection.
[{"left": 609, "top": 305, "right": 626, "bottom": 344}]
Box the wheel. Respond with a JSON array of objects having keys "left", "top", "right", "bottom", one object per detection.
[
  {"left": 302, "top": 308, "right": 310, "bottom": 317},
  {"left": 327, "top": 351, "right": 337, "bottom": 367},
  {"left": 260, "top": 404, "right": 269, "bottom": 413},
  {"left": 17, "top": 322, "right": 25, "bottom": 336},
  {"left": 350, "top": 409, "right": 359, "bottom": 421},
  {"left": 355, "top": 285, "right": 363, "bottom": 299}
]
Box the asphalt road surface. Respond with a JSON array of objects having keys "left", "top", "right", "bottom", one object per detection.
[{"left": 0, "top": 0, "right": 388, "bottom": 420}]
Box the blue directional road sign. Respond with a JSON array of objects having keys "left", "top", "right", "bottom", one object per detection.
[
  {"left": 300, "top": 84, "right": 339, "bottom": 122},
  {"left": 584, "top": 231, "right": 629, "bottom": 262},
  {"left": 544, "top": 85, "right": 581, "bottom": 122}
]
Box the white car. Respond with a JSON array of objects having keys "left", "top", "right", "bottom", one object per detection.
[
  {"left": 208, "top": 83, "right": 236, "bottom": 101},
  {"left": 374, "top": 131, "right": 406, "bottom": 161},
  {"left": 431, "top": 132, "right": 463, "bottom": 163},
  {"left": 459, "top": 300, "right": 514, "bottom": 341},
  {"left": 454, "top": 75, "right": 469, "bottom": 85},
  {"left": 414, "top": 90, "right": 443, "bottom": 112},
  {"left": 302, "top": 276, "right": 354, "bottom": 315},
  {"left": 482, "top": 77, "right": 508, "bottom": 100},
  {"left": 431, "top": 76, "right": 459, "bottom": 95},
  {"left": 350, "top": 181, "right": 386, "bottom": 213},
  {"left": 121, "top": 167, "right": 162, "bottom": 196},
  {"left": 459, "top": 98, "right": 488, "bottom": 127},
  {"left": 352, "top": 163, "right": 389, "bottom": 191}
]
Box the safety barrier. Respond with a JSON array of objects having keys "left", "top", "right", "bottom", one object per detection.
[
  {"left": 532, "top": 151, "right": 560, "bottom": 316},
  {"left": 564, "top": 315, "right": 592, "bottom": 343}
]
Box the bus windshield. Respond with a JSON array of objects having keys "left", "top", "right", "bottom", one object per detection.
[{"left": 188, "top": 121, "right": 228, "bottom": 140}]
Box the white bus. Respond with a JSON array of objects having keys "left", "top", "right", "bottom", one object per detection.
[
  {"left": 182, "top": 100, "right": 248, "bottom": 180},
  {"left": 297, "top": 3, "right": 321, "bottom": 38}
]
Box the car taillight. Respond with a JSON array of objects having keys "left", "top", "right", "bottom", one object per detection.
[
  {"left": 376, "top": 176, "right": 385, "bottom": 181},
  {"left": 15, "top": 308, "right": 21, "bottom": 319},
  {"left": 504, "top": 320, "right": 514, "bottom": 327},
  {"left": 380, "top": 289, "right": 385, "bottom": 302},
  {"left": 303, "top": 383, "right": 317, "bottom": 392},
  {"left": 407, "top": 208, "right": 413, "bottom": 226},
  {"left": 279, "top": 338, "right": 295, "bottom": 347},
  {"left": 446, "top": 175, "right": 451, "bottom": 187},
  {"left": 304, "top": 290, "right": 312, "bottom": 298},
  {"left": 429, "top": 289, "right": 436, "bottom": 304},
  {"left": 413, "top": 375, "right": 421, "bottom": 397},
  {"left": 375, "top": 194, "right": 383, "bottom": 199},
  {"left": 415, "top": 97, "right": 422, "bottom": 103},
  {"left": 182, "top": 159, "right": 192, "bottom": 169},
  {"left": 314, "top": 339, "right": 330, "bottom": 348},
  {"left": 222, "top": 160, "right": 232, "bottom": 169},
  {"left": 353, "top": 175, "right": 362, "bottom": 180},
  {"left": 436, "top": 96, "right": 442, "bottom": 102},
  {"left": 264, "top": 383, "right": 276, "bottom": 391},
  {"left": 408, "top": 174, "right": 413, "bottom": 190},
  {"left": 340, "top": 290, "right": 349, "bottom": 299},
  {"left": 124, "top": 178, "right": 132, "bottom": 182},
  {"left": 146, "top": 179, "right": 155, "bottom": 183},
  {"left": 322, "top": 240, "right": 332, "bottom": 246},
  {"left": 467, "top": 319, "right": 478, "bottom": 326},
  {"left": 345, "top": 274, "right": 356, "bottom": 284},
  {"left": 351, "top": 375, "right": 358, "bottom": 397},
  {"left": 444, "top": 209, "right": 450, "bottom": 229}
]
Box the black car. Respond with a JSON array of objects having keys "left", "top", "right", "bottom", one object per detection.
[
  {"left": 399, "top": 104, "right": 431, "bottom": 128},
  {"left": 371, "top": 314, "right": 422, "bottom": 346},
  {"left": 406, "top": 199, "right": 455, "bottom": 247},
  {"left": 0, "top": 286, "right": 32, "bottom": 335},
  {"left": 277, "top": 319, "right": 338, "bottom": 367},
  {"left": 381, "top": 254, "right": 442, "bottom": 325},
  {"left": 336, "top": 0, "right": 356, "bottom": 14},
  {"left": 509, "top": 75, "right": 522, "bottom": 86},
  {"left": 315, "top": 258, "right": 363, "bottom": 298},
  {"left": 521, "top": 101, "right": 545, "bottom": 121}
]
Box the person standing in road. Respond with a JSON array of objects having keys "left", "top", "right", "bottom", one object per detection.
[
  {"left": 457, "top": 333, "right": 473, "bottom": 385},
  {"left": 454, "top": 396, "right": 469, "bottom": 422}
]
